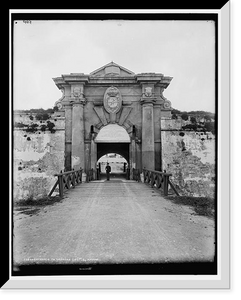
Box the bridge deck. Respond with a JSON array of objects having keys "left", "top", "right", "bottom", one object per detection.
[{"left": 13, "top": 178, "right": 215, "bottom": 268}]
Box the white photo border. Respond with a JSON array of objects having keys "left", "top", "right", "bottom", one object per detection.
[{"left": 5, "top": 4, "right": 230, "bottom": 289}]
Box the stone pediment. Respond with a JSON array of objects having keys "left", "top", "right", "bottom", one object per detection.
[{"left": 90, "top": 61, "right": 135, "bottom": 77}]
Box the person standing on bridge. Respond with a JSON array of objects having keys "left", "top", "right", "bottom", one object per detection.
[{"left": 105, "top": 163, "right": 111, "bottom": 181}]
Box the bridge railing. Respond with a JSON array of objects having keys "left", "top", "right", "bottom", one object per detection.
[
  {"left": 48, "top": 168, "right": 83, "bottom": 198},
  {"left": 142, "top": 168, "right": 180, "bottom": 196}
]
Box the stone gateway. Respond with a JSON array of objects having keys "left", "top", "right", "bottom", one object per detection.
[
  {"left": 53, "top": 61, "right": 173, "bottom": 178},
  {"left": 13, "top": 62, "right": 215, "bottom": 200}
]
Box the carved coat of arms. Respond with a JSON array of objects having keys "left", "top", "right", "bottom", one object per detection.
[
  {"left": 103, "top": 86, "right": 122, "bottom": 114},
  {"left": 72, "top": 86, "right": 83, "bottom": 98},
  {"left": 144, "top": 87, "right": 153, "bottom": 97}
]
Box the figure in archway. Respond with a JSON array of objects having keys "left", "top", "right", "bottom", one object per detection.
[{"left": 105, "top": 163, "right": 111, "bottom": 181}]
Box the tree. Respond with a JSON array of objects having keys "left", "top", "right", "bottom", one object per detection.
[
  {"left": 181, "top": 113, "right": 189, "bottom": 121},
  {"left": 203, "top": 122, "right": 215, "bottom": 134},
  {"left": 204, "top": 115, "right": 212, "bottom": 122},
  {"left": 190, "top": 116, "right": 196, "bottom": 123},
  {"left": 171, "top": 108, "right": 181, "bottom": 114},
  {"left": 35, "top": 112, "right": 50, "bottom": 121}
]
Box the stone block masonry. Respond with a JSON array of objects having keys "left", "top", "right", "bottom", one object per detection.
[{"left": 13, "top": 115, "right": 65, "bottom": 201}]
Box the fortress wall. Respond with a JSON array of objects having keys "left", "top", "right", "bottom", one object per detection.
[
  {"left": 13, "top": 114, "right": 65, "bottom": 201},
  {"left": 161, "top": 119, "right": 215, "bottom": 198}
]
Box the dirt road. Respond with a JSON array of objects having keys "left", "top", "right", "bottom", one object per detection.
[{"left": 13, "top": 179, "right": 215, "bottom": 267}]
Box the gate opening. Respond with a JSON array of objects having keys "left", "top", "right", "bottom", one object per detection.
[
  {"left": 97, "top": 153, "right": 128, "bottom": 180},
  {"left": 94, "top": 124, "right": 131, "bottom": 180}
]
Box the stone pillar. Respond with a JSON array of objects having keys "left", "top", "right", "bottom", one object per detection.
[
  {"left": 85, "top": 142, "right": 91, "bottom": 175},
  {"left": 141, "top": 96, "right": 156, "bottom": 170},
  {"left": 52, "top": 74, "right": 89, "bottom": 173},
  {"left": 136, "top": 78, "right": 159, "bottom": 171},
  {"left": 136, "top": 141, "right": 142, "bottom": 171},
  {"left": 154, "top": 104, "right": 162, "bottom": 171},
  {"left": 71, "top": 99, "right": 86, "bottom": 170},
  {"left": 63, "top": 103, "right": 72, "bottom": 171},
  {"left": 90, "top": 137, "right": 97, "bottom": 179},
  {"left": 129, "top": 137, "right": 136, "bottom": 179}
]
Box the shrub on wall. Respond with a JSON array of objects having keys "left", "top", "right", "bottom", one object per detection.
[
  {"left": 46, "top": 121, "right": 56, "bottom": 133},
  {"left": 15, "top": 121, "right": 56, "bottom": 133},
  {"left": 14, "top": 122, "right": 27, "bottom": 128},
  {"left": 190, "top": 116, "right": 196, "bottom": 123},
  {"left": 40, "top": 124, "right": 47, "bottom": 132},
  {"left": 181, "top": 113, "right": 189, "bottom": 121},
  {"left": 25, "top": 123, "right": 38, "bottom": 133},
  {"left": 35, "top": 113, "right": 50, "bottom": 121},
  {"left": 203, "top": 122, "right": 215, "bottom": 134}
]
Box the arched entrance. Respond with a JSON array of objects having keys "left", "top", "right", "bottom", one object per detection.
[
  {"left": 92, "top": 124, "right": 131, "bottom": 179},
  {"left": 97, "top": 153, "right": 128, "bottom": 179},
  {"left": 97, "top": 143, "right": 129, "bottom": 163},
  {"left": 95, "top": 124, "right": 130, "bottom": 144}
]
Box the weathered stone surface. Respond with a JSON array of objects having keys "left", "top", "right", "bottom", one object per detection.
[
  {"left": 161, "top": 130, "right": 215, "bottom": 198},
  {"left": 13, "top": 172, "right": 56, "bottom": 201},
  {"left": 13, "top": 129, "right": 65, "bottom": 201}
]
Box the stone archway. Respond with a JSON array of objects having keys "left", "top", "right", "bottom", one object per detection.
[
  {"left": 97, "top": 143, "right": 130, "bottom": 163},
  {"left": 53, "top": 62, "right": 173, "bottom": 175},
  {"left": 95, "top": 124, "right": 131, "bottom": 144},
  {"left": 91, "top": 124, "right": 131, "bottom": 178}
]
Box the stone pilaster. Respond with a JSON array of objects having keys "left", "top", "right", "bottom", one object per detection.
[
  {"left": 129, "top": 137, "right": 136, "bottom": 179},
  {"left": 141, "top": 98, "right": 156, "bottom": 170},
  {"left": 71, "top": 98, "right": 86, "bottom": 170},
  {"left": 63, "top": 102, "right": 72, "bottom": 171},
  {"left": 90, "top": 134, "right": 97, "bottom": 179},
  {"left": 136, "top": 75, "right": 160, "bottom": 171},
  {"left": 154, "top": 104, "right": 162, "bottom": 171}
]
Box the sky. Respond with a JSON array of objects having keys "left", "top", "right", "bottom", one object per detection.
[{"left": 13, "top": 19, "right": 215, "bottom": 112}]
